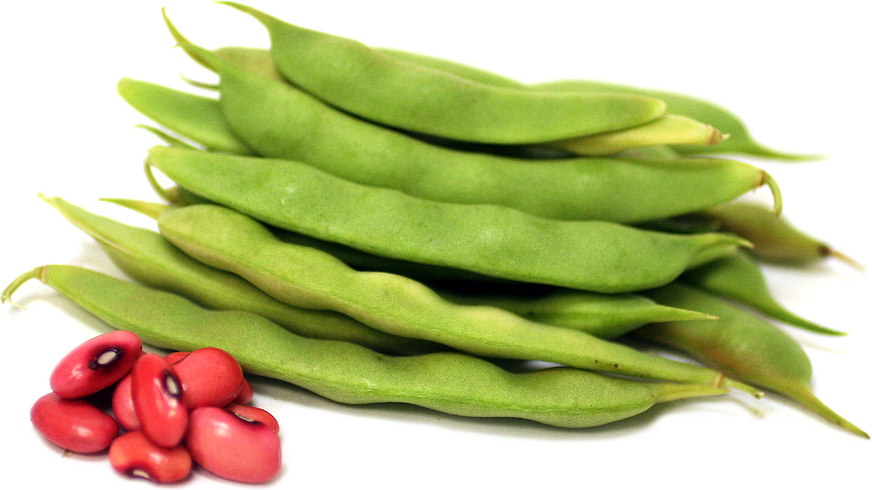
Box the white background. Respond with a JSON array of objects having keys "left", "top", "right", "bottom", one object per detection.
[{"left": 2, "top": 1, "right": 870, "bottom": 488}]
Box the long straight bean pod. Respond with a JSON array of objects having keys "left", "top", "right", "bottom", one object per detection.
[
  {"left": 638, "top": 283, "right": 867, "bottom": 438},
  {"left": 136, "top": 201, "right": 761, "bottom": 396},
  {"left": 3, "top": 265, "right": 729, "bottom": 429},
  {"left": 681, "top": 251, "right": 846, "bottom": 336},
  {"left": 40, "top": 195, "right": 434, "bottom": 355},
  {"left": 213, "top": 2, "right": 667, "bottom": 144},
  {"left": 160, "top": 39, "right": 781, "bottom": 224},
  {"left": 145, "top": 146, "right": 749, "bottom": 293}
]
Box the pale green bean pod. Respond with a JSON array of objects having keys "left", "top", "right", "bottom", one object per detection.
[
  {"left": 128, "top": 200, "right": 761, "bottom": 396},
  {"left": 215, "top": 2, "right": 668, "bottom": 145},
  {"left": 3, "top": 265, "right": 729, "bottom": 429},
  {"left": 40, "top": 194, "right": 435, "bottom": 354},
  {"left": 145, "top": 146, "right": 751, "bottom": 293}
]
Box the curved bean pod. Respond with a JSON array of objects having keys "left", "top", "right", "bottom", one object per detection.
[
  {"left": 156, "top": 42, "right": 781, "bottom": 223},
  {"left": 681, "top": 251, "right": 846, "bottom": 336},
  {"left": 39, "top": 194, "right": 434, "bottom": 355},
  {"left": 214, "top": 2, "right": 667, "bottom": 144},
  {"left": 117, "top": 78, "right": 253, "bottom": 156},
  {"left": 150, "top": 203, "right": 759, "bottom": 395},
  {"left": 638, "top": 283, "right": 867, "bottom": 438},
  {"left": 701, "top": 202, "right": 861, "bottom": 268},
  {"left": 168, "top": 44, "right": 721, "bottom": 156},
  {"left": 4, "top": 264, "right": 731, "bottom": 429},
  {"left": 146, "top": 146, "right": 749, "bottom": 293},
  {"left": 374, "top": 47, "right": 815, "bottom": 160}
]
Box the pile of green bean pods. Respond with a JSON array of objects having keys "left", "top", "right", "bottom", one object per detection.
[{"left": 4, "top": 2, "right": 868, "bottom": 439}]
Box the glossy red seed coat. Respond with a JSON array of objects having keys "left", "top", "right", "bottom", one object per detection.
[
  {"left": 163, "top": 351, "right": 189, "bottom": 364},
  {"left": 186, "top": 406, "right": 282, "bottom": 483},
  {"left": 131, "top": 354, "right": 187, "bottom": 448},
  {"left": 31, "top": 393, "right": 119, "bottom": 454},
  {"left": 225, "top": 403, "right": 280, "bottom": 434},
  {"left": 171, "top": 347, "right": 244, "bottom": 408},
  {"left": 50, "top": 330, "right": 142, "bottom": 399},
  {"left": 111, "top": 375, "right": 140, "bottom": 432},
  {"left": 233, "top": 378, "right": 254, "bottom": 405},
  {"left": 109, "top": 431, "right": 192, "bottom": 484}
]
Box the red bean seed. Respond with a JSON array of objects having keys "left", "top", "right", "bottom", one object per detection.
[
  {"left": 225, "top": 403, "right": 280, "bottom": 434},
  {"left": 163, "top": 351, "right": 190, "bottom": 364},
  {"left": 111, "top": 374, "right": 141, "bottom": 432},
  {"left": 172, "top": 347, "right": 244, "bottom": 408},
  {"left": 50, "top": 330, "right": 142, "bottom": 399},
  {"left": 131, "top": 354, "right": 187, "bottom": 448},
  {"left": 186, "top": 406, "right": 282, "bottom": 484},
  {"left": 233, "top": 377, "right": 254, "bottom": 405},
  {"left": 109, "top": 431, "right": 192, "bottom": 484},
  {"left": 31, "top": 393, "right": 119, "bottom": 454}
]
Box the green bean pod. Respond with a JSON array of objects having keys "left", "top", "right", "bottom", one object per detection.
[
  {"left": 3, "top": 264, "right": 730, "bottom": 429},
  {"left": 157, "top": 43, "right": 781, "bottom": 223},
  {"left": 39, "top": 195, "right": 435, "bottom": 355},
  {"left": 534, "top": 80, "right": 820, "bottom": 160},
  {"left": 182, "top": 45, "right": 720, "bottom": 156},
  {"left": 554, "top": 114, "right": 726, "bottom": 156},
  {"left": 139, "top": 201, "right": 761, "bottom": 396},
  {"left": 437, "top": 288, "right": 716, "bottom": 340},
  {"left": 116, "top": 78, "right": 253, "bottom": 156},
  {"left": 701, "top": 202, "right": 860, "bottom": 268},
  {"left": 214, "top": 2, "right": 667, "bottom": 144},
  {"left": 638, "top": 283, "right": 867, "bottom": 438},
  {"left": 146, "top": 146, "right": 749, "bottom": 293},
  {"left": 681, "top": 251, "right": 846, "bottom": 336},
  {"left": 378, "top": 47, "right": 815, "bottom": 160}
]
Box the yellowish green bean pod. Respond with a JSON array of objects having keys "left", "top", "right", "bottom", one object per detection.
[
  {"left": 215, "top": 2, "right": 668, "bottom": 145},
  {"left": 145, "top": 146, "right": 750, "bottom": 293},
  {"left": 638, "top": 283, "right": 867, "bottom": 438},
  {"left": 146, "top": 41, "right": 782, "bottom": 224},
  {"left": 3, "top": 264, "right": 730, "bottom": 429},
  {"left": 127, "top": 200, "right": 762, "bottom": 396},
  {"left": 40, "top": 195, "right": 434, "bottom": 354},
  {"left": 681, "top": 251, "right": 846, "bottom": 336},
  {"left": 701, "top": 202, "right": 860, "bottom": 268}
]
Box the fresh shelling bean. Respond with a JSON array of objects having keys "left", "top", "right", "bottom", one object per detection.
[
  {"left": 40, "top": 194, "right": 434, "bottom": 355},
  {"left": 171, "top": 347, "right": 245, "bottom": 408},
  {"left": 216, "top": 2, "right": 667, "bottom": 145},
  {"left": 142, "top": 202, "right": 759, "bottom": 395},
  {"left": 111, "top": 375, "right": 140, "bottom": 432},
  {"left": 109, "top": 431, "right": 192, "bottom": 484},
  {"left": 147, "top": 38, "right": 782, "bottom": 224},
  {"left": 186, "top": 406, "right": 282, "bottom": 484},
  {"left": 701, "top": 202, "right": 861, "bottom": 268},
  {"left": 145, "top": 146, "right": 750, "bottom": 293},
  {"left": 20, "top": 328, "right": 283, "bottom": 484},
  {"left": 638, "top": 283, "right": 867, "bottom": 438},
  {"left": 49, "top": 329, "right": 141, "bottom": 399},
  {"left": 680, "top": 251, "right": 846, "bottom": 336},
  {"left": 5, "top": 264, "right": 731, "bottom": 428},
  {"left": 31, "top": 393, "right": 119, "bottom": 454},
  {"left": 130, "top": 353, "right": 187, "bottom": 448}
]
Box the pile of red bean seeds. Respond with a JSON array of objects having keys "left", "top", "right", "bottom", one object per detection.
[{"left": 30, "top": 330, "right": 281, "bottom": 484}]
